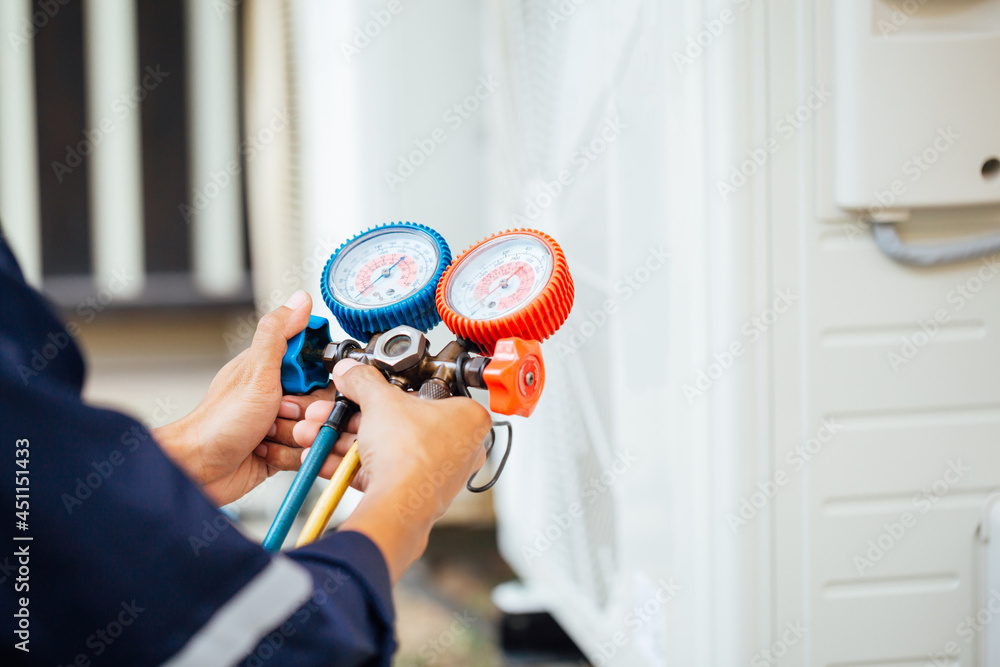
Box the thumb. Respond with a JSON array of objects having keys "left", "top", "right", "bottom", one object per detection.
[
  {"left": 250, "top": 290, "right": 313, "bottom": 364},
  {"left": 332, "top": 359, "right": 398, "bottom": 407}
]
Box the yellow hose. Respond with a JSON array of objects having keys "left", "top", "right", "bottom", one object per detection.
[{"left": 294, "top": 441, "right": 361, "bottom": 547}]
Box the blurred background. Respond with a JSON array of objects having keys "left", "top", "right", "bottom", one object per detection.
[{"left": 8, "top": 0, "right": 1000, "bottom": 665}]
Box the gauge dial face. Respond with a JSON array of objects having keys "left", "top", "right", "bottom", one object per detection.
[
  {"left": 329, "top": 228, "right": 440, "bottom": 310},
  {"left": 445, "top": 233, "right": 554, "bottom": 320}
]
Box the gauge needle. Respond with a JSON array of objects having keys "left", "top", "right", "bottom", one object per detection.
[
  {"left": 471, "top": 266, "right": 522, "bottom": 315},
  {"left": 357, "top": 255, "right": 405, "bottom": 297}
]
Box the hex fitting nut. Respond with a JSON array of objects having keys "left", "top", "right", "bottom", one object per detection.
[{"left": 371, "top": 325, "right": 428, "bottom": 373}]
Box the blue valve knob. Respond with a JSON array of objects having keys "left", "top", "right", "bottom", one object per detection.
[{"left": 281, "top": 315, "right": 333, "bottom": 394}]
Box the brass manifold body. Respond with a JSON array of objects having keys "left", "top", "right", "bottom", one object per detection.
[
  {"left": 300, "top": 323, "right": 517, "bottom": 494},
  {"left": 305, "top": 324, "right": 503, "bottom": 400}
]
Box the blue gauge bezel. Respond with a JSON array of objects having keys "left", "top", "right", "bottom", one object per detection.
[{"left": 320, "top": 222, "right": 452, "bottom": 341}]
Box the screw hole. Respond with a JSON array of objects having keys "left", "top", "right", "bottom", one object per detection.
[{"left": 982, "top": 157, "right": 1000, "bottom": 182}]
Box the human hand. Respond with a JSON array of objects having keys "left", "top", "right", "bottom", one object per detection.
[
  {"left": 153, "top": 291, "right": 339, "bottom": 506},
  {"left": 292, "top": 359, "right": 492, "bottom": 581}
]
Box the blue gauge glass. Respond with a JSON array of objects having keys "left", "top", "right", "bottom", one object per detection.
[{"left": 321, "top": 222, "right": 451, "bottom": 340}]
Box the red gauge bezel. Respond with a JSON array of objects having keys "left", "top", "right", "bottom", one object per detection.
[{"left": 436, "top": 229, "right": 574, "bottom": 353}]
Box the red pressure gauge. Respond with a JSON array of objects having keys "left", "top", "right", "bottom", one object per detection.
[
  {"left": 437, "top": 229, "right": 574, "bottom": 417},
  {"left": 436, "top": 229, "right": 574, "bottom": 354}
]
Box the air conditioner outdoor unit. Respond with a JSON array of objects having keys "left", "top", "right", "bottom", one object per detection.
[{"left": 486, "top": 1, "right": 1000, "bottom": 666}]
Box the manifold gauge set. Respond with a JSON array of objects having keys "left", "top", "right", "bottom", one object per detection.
[{"left": 263, "top": 222, "right": 575, "bottom": 552}]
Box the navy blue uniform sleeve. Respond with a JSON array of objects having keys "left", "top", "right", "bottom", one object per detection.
[{"left": 0, "top": 235, "right": 396, "bottom": 666}]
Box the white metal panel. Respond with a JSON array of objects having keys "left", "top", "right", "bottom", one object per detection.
[
  {"left": 774, "top": 2, "right": 1000, "bottom": 665},
  {"left": 832, "top": 0, "right": 1000, "bottom": 211}
]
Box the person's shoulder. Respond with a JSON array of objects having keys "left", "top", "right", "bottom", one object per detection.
[
  {"left": 0, "top": 256, "right": 86, "bottom": 397},
  {"left": 0, "top": 229, "right": 27, "bottom": 284}
]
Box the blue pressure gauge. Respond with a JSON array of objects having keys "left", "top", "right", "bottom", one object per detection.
[{"left": 320, "top": 222, "right": 451, "bottom": 340}]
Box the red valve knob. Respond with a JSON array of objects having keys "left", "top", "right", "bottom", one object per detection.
[{"left": 482, "top": 337, "right": 545, "bottom": 417}]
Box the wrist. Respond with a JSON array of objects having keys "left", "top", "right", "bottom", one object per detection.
[
  {"left": 152, "top": 412, "right": 206, "bottom": 485},
  {"left": 339, "top": 489, "right": 434, "bottom": 584}
]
